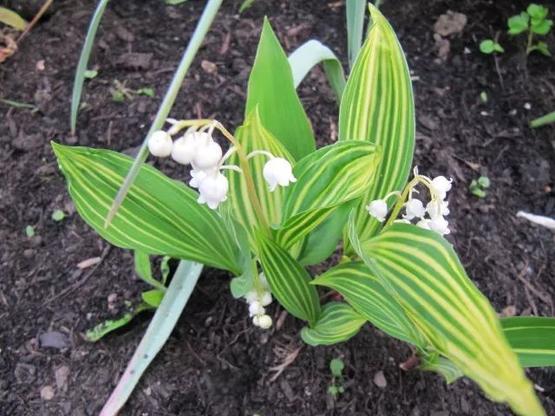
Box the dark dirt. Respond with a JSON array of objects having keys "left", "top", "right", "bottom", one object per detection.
[{"left": 1, "top": 0, "right": 554, "bottom": 415}]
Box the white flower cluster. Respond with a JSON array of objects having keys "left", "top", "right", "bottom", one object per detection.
[
  {"left": 245, "top": 274, "right": 273, "bottom": 330},
  {"left": 147, "top": 122, "right": 296, "bottom": 210},
  {"left": 367, "top": 172, "right": 453, "bottom": 236}
]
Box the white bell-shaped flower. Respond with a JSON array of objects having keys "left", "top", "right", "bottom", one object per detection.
[
  {"left": 193, "top": 133, "right": 222, "bottom": 170},
  {"left": 416, "top": 218, "right": 432, "bottom": 230},
  {"left": 197, "top": 171, "right": 228, "bottom": 209},
  {"left": 426, "top": 200, "right": 450, "bottom": 218},
  {"left": 366, "top": 199, "right": 388, "bottom": 222},
  {"left": 431, "top": 176, "right": 452, "bottom": 199},
  {"left": 263, "top": 157, "right": 296, "bottom": 192},
  {"left": 260, "top": 291, "right": 272, "bottom": 307},
  {"left": 171, "top": 134, "right": 197, "bottom": 165},
  {"left": 429, "top": 216, "right": 450, "bottom": 235},
  {"left": 189, "top": 169, "right": 208, "bottom": 189},
  {"left": 256, "top": 314, "right": 272, "bottom": 329},
  {"left": 147, "top": 130, "right": 173, "bottom": 157},
  {"left": 248, "top": 301, "right": 265, "bottom": 317},
  {"left": 403, "top": 198, "right": 426, "bottom": 220}
]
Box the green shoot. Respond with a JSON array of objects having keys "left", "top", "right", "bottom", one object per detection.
[
  {"left": 84, "top": 69, "right": 98, "bottom": 79},
  {"left": 480, "top": 91, "right": 488, "bottom": 103},
  {"left": 530, "top": 110, "right": 555, "bottom": 128},
  {"left": 25, "top": 225, "right": 35, "bottom": 238},
  {"left": 52, "top": 209, "right": 66, "bottom": 222},
  {"left": 328, "top": 358, "right": 345, "bottom": 398},
  {"left": 469, "top": 176, "right": 491, "bottom": 198},
  {"left": 479, "top": 39, "right": 504, "bottom": 54},
  {"left": 508, "top": 4, "right": 552, "bottom": 56}
]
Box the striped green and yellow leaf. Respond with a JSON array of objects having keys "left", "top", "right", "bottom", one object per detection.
[
  {"left": 256, "top": 232, "right": 320, "bottom": 326},
  {"left": 339, "top": 4, "right": 415, "bottom": 245},
  {"left": 356, "top": 223, "right": 544, "bottom": 416},
  {"left": 277, "top": 141, "right": 380, "bottom": 249},
  {"left": 296, "top": 200, "right": 355, "bottom": 266},
  {"left": 301, "top": 302, "right": 366, "bottom": 346},
  {"left": 245, "top": 17, "right": 315, "bottom": 160},
  {"left": 226, "top": 108, "right": 294, "bottom": 247},
  {"left": 52, "top": 143, "right": 241, "bottom": 274},
  {"left": 501, "top": 316, "right": 555, "bottom": 368},
  {"left": 312, "top": 260, "right": 423, "bottom": 346}
]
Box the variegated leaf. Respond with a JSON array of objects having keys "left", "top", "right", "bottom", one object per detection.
[
  {"left": 312, "top": 261, "right": 423, "bottom": 346},
  {"left": 356, "top": 223, "right": 544, "bottom": 416},
  {"left": 339, "top": 4, "right": 415, "bottom": 244},
  {"left": 301, "top": 302, "right": 366, "bottom": 346},
  {"left": 226, "top": 108, "right": 294, "bottom": 247},
  {"left": 277, "top": 141, "right": 380, "bottom": 249},
  {"left": 256, "top": 233, "right": 321, "bottom": 326},
  {"left": 52, "top": 143, "right": 241, "bottom": 274}
]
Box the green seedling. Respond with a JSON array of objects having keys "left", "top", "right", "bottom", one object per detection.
[
  {"left": 85, "top": 251, "right": 168, "bottom": 341},
  {"left": 84, "top": 69, "right": 98, "bottom": 79},
  {"left": 479, "top": 39, "right": 504, "bottom": 54},
  {"left": 25, "top": 225, "right": 35, "bottom": 238},
  {"left": 480, "top": 91, "right": 488, "bottom": 103},
  {"left": 111, "top": 81, "right": 155, "bottom": 102},
  {"left": 328, "top": 358, "right": 345, "bottom": 398},
  {"left": 508, "top": 4, "right": 552, "bottom": 55},
  {"left": 470, "top": 176, "right": 491, "bottom": 198},
  {"left": 530, "top": 110, "right": 555, "bottom": 128},
  {"left": 52, "top": 209, "right": 66, "bottom": 222}
]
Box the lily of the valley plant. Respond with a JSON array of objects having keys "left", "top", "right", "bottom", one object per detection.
[{"left": 54, "top": 5, "right": 554, "bottom": 415}]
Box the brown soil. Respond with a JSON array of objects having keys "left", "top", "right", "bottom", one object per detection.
[{"left": 1, "top": 0, "right": 554, "bottom": 415}]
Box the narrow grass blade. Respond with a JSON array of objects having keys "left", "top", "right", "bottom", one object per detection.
[
  {"left": 288, "top": 39, "right": 346, "bottom": 100},
  {"left": 346, "top": 0, "right": 366, "bottom": 68},
  {"left": 105, "top": 0, "right": 223, "bottom": 227},
  {"left": 0, "top": 7, "right": 28, "bottom": 30},
  {"left": 99, "top": 261, "right": 203, "bottom": 416},
  {"left": 530, "top": 110, "right": 555, "bottom": 128},
  {"left": 70, "top": 0, "right": 110, "bottom": 135}
]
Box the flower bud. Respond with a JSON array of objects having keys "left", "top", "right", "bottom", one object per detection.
[
  {"left": 366, "top": 199, "right": 388, "bottom": 222},
  {"left": 257, "top": 314, "right": 272, "bottom": 329},
  {"left": 197, "top": 172, "right": 229, "bottom": 209},
  {"left": 403, "top": 198, "right": 426, "bottom": 220},
  {"left": 263, "top": 157, "right": 296, "bottom": 192},
  {"left": 260, "top": 291, "right": 272, "bottom": 307},
  {"left": 193, "top": 134, "right": 222, "bottom": 170},
  {"left": 147, "top": 130, "right": 173, "bottom": 158},
  {"left": 171, "top": 134, "right": 197, "bottom": 165},
  {"left": 248, "top": 301, "right": 265, "bottom": 317}
]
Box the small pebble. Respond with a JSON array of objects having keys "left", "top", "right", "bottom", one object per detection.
[
  {"left": 373, "top": 370, "right": 387, "bottom": 388},
  {"left": 40, "top": 385, "right": 55, "bottom": 400},
  {"left": 524, "top": 102, "right": 531, "bottom": 110}
]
